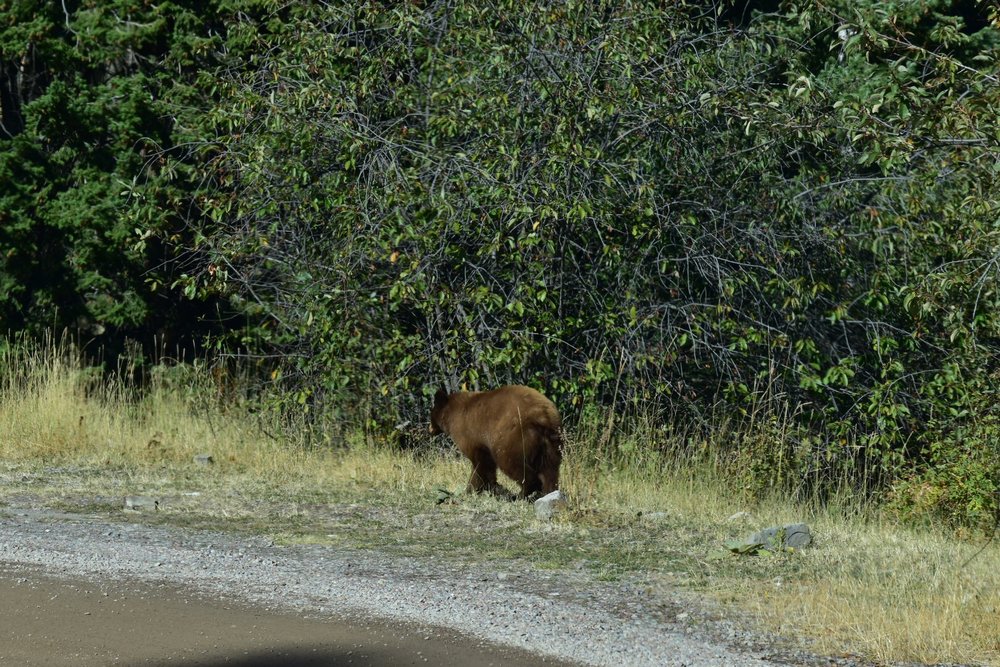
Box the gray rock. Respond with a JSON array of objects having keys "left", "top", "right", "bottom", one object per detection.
[
  {"left": 533, "top": 490, "right": 567, "bottom": 521},
  {"left": 747, "top": 523, "right": 811, "bottom": 550},
  {"left": 193, "top": 454, "right": 214, "bottom": 466},
  {"left": 124, "top": 496, "right": 159, "bottom": 511}
]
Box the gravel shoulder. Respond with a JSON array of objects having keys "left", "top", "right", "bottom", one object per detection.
[{"left": 0, "top": 501, "right": 794, "bottom": 667}]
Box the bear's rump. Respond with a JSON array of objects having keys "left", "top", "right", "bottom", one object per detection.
[{"left": 489, "top": 425, "right": 547, "bottom": 475}]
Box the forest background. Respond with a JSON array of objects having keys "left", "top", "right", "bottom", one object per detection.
[{"left": 1, "top": 0, "right": 998, "bottom": 530}]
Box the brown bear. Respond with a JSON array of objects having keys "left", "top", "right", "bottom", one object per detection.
[{"left": 429, "top": 385, "right": 563, "bottom": 499}]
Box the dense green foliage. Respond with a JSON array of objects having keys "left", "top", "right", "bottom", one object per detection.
[
  {"left": 2, "top": 1, "right": 998, "bottom": 527},
  {"left": 0, "top": 0, "right": 250, "bottom": 359}
]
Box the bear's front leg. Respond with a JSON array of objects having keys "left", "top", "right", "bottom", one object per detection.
[
  {"left": 466, "top": 447, "right": 498, "bottom": 494},
  {"left": 466, "top": 449, "right": 515, "bottom": 499}
]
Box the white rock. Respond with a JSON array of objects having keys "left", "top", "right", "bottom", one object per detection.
[
  {"left": 533, "top": 490, "right": 567, "bottom": 521},
  {"left": 124, "top": 496, "right": 159, "bottom": 511}
]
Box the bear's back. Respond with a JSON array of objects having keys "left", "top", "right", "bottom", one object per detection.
[{"left": 467, "top": 385, "right": 560, "bottom": 434}]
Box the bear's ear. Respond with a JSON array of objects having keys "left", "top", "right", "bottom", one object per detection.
[{"left": 434, "top": 386, "right": 448, "bottom": 404}]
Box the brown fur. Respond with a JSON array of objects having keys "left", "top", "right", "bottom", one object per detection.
[{"left": 429, "top": 385, "right": 562, "bottom": 499}]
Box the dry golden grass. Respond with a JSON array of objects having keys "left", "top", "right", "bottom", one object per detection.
[
  {"left": 0, "top": 340, "right": 478, "bottom": 502},
  {"left": 747, "top": 519, "right": 1000, "bottom": 665},
  {"left": 1, "top": 339, "right": 998, "bottom": 665}
]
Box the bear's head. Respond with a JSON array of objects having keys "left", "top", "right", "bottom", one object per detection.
[{"left": 428, "top": 386, "right": 448, "bottom": 435}]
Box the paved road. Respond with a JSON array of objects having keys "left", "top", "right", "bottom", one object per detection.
[{"left": 0, "top": 569, "right": 572, "bottom": 666}]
